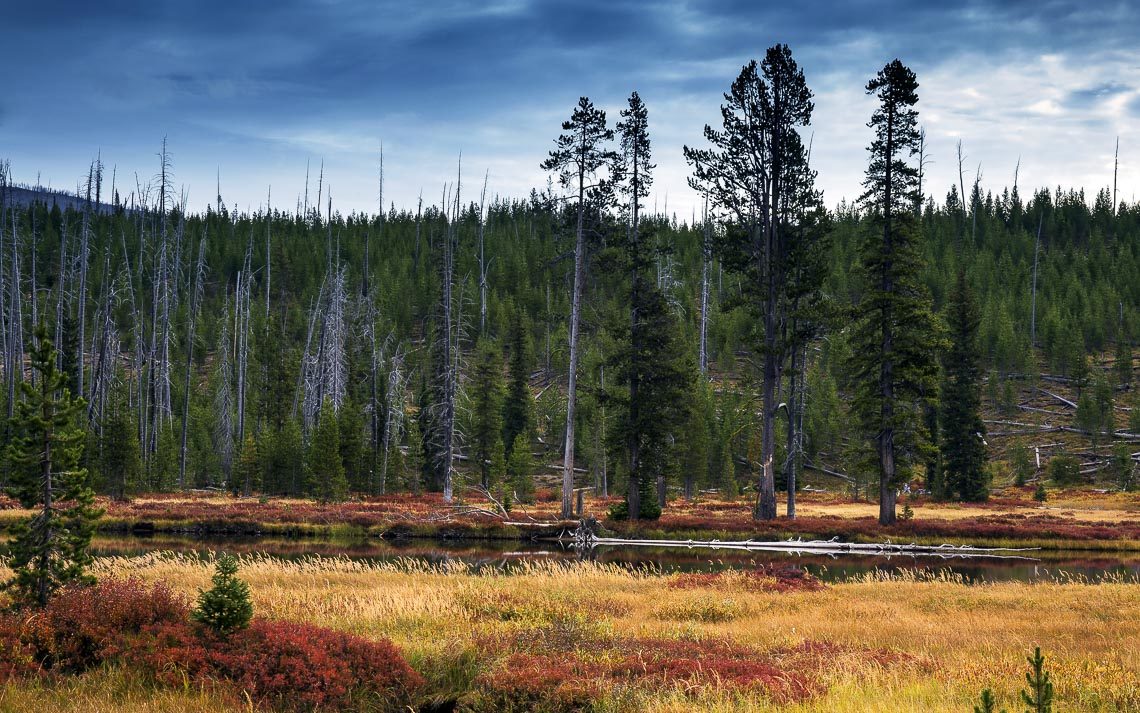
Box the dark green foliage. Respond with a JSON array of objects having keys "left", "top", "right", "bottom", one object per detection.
[
  {"left": 1111, "top": 442, "right": 1136, "bottom": 491},
  {"left": 1047, "top": 455, "right": 1081, "bottom": 486},
  {"left": 1115, "top": 339, "right": 1133, "bottom": 388},
  {"left": 1020, "top": 647, "right": 1053, "bottom": 713},
  {"left": 684, "top": 46, "right": 823, "bottom": 521},
  {"left": 263, "top": 418, "right": 305, "bottom": 496},
  {"left": 97, "top": 397, "right": 142, "bottom": 501},
  {"left": 941, "top": 271, "right": 989, "bottom": 501},
  {"left": 1075, "top": 374, "right": 1114, "bottom": 446},
  {"left": 1034, "top": 481, "right": 1048, "bottom": 502},
  {"left": 4, "top": 326, "right": 103, "bottom": 607},
  {"left": 235, "top": 434, "right": 260, "bottom": 497},
  {"left": 470, "top": 338, "right": 506, "bottom": 489},
  {"left": 192, "top": 554, "right": 253, "bottom": 636},
  {"left": 973, "top": 688, "right": 1006, "bottom": 713},
  {"left": 506, "top": 433, "right": 534, "bottom": 503},
  {"left": 1010, "top": 442, "right": 1033, "bottom": 487},
  {"left": 845, "top": 60, "right": 944, "bottom": 524},
  {"left": 607, "top": 91, "right": 693, "bottom": 520},
  {"left": 501, "top": 308, "right": 534, "bottom": 458},
  {"left": 337, "top": 400, "right": 367, "bottom": 492},
  {"left": 307, "top": 400, "right": 347, "bottom": 502}
]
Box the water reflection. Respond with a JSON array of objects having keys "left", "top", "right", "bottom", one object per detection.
[{"left": 76, "top": 533, "right": 1140, "bottom": 584}]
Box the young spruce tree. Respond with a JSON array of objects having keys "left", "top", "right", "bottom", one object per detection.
[
  {"left": 941, "top": 270, "right": 988, "bottom": 501},
  {"left": 4, "top": 326, "right": 103, "bottom": 607},
  {"left": 470, "top": 337, "right": 506, "bottom": 489},
  {"left": 846, "top": 60, "right": 943, "bottom": 524},
  {"left": 306, "top": 399, "right": 347, "bottom": 502}
]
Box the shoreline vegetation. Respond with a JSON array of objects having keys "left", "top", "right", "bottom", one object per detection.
[
  {"left": 1, "top": 553, "right": 1136, "bottom": 712},
  {"left": 3, "top": 488, "right": 1139, "bottom": 551}
]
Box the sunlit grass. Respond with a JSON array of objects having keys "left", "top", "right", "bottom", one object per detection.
[{"left": 2, "top": 552, "right": 1136, "bottom": 711}]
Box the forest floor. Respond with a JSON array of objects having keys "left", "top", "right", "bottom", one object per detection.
[
  {"left": 1, "top": 553, "right": 1136, "bottom": 712},
  {"left": 2, "top": 486, "right": 1138, "bottom": 549}
]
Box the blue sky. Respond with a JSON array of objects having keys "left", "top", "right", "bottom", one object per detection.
[{"left": 3, "top": 1, "right": 1138, "bottom": 219}]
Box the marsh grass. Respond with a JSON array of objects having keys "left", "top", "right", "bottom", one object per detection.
[{"left": 1, "top": 553, "right": 1137, "bottom": 712}]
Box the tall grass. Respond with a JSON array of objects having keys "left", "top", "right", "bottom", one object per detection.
[{"left": 1, "top": 552, "right": 1137, "bottom": 712}]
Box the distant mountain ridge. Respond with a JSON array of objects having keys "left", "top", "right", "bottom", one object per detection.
[{"left": 2, "top": 184, "right": 118, "bottom": 214}]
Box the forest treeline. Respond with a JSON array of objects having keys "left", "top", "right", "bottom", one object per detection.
[{"left": 1, "top": 49, "right": 1137, "bottom": 524}]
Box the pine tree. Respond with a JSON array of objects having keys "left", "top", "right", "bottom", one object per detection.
[
  {"left": 192, "top": 553, "right": 253, "bottom": 636},
  {"left": 338, "top": 399, "right": 366, "bottom": 492},
  {"left": 845, "top": 59, "right": 943, "bottom": 525},
  {"left": 470, "top": 338, "right": 506, "bottom": 489},
  {"left": 607, "top": 91, "right": 694, "bottom": 519},
  {"left": 306, "top": 399, "right": 346, "bottom": 502},
  {"left": 501, "top": 308, "right": 533, "bottom": 458},
  {"left": 1115, "top": 338, "right": 1132, "bottom": 388},
  {"left": 542, "top": 96, "right": 618, "bottom": 519},
  {"left": 973, "top": 688, "right": 1006, "bottom": 713},
  {"left": 941, "top": 270, "right": 988, "bottom": 501},
  {"left": 684, "top": 46, "right": 820, "bottom": 520},
  {"left": 98, "top": 396, "right": 142, "bottom": 501},
  {"left": 266, "top": 418, "right": 304, "bottom": 496},
  {"left": 235, "top": 434, "right": 260, "bottom": 497},
  {"left": 1020, "top": 647, "right": 1054, "bottom": 713},
  {"left": 4, "top": 325, "right": 103, "bottom": 607},
  {"left": 1075, "top": 374, "right": 1114, "bottom": 449},
  {"left": 506, "top": 433, "right": 534, "bottom": 503}
]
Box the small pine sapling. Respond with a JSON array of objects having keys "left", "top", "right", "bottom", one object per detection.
[
  {"left": 1033, "top": 481, "right": 1048, "bottom": 502},
  {"left": 973, "top": 688, "right": 1006, "bottom": 713},
  {"left": 1020, "top": 647, "right": 1054, "bottom": 713},
  {"left": 192, "top": 554, "right": 253, "bottom": 635}
]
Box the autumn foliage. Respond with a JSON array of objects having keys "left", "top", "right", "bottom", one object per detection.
[{"left": 0, "top": 579, "right": 422, "bottom": 711}]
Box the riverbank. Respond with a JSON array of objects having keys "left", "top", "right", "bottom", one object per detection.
[
  {"left": 3, "top": 488, "right": 1137, "bottom": 550},
  {"left": 1, "top": 553, "right": 1136, "bottom": 712}
]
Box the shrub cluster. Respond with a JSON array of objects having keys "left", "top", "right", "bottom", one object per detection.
[{"left": 0, "top": 579, "right": 422, "bottom": 712}]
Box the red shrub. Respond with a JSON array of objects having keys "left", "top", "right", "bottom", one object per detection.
[
  {"left": 475, "top": 635, "right": 821, "bottom": 709},
  {"left": 216, "top": 620, "right": 424, "bottom": 711},
  {"left": 0, "top": 613, "right": 38, "bottom": 683},
  {"left": 670, "top": 564, "right": 826, "bottom": 593},
  {"left": 20, "top": 579, "right": 188, "bottom": 672},
  {"left": 0, "top": 579, "right": 422, "bottom": 712},
  {"left": 124, "top": 618, "right": 423, "bottom": 711}
]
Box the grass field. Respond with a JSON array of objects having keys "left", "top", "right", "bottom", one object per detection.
[{"left": 2, "top": 552, "right": 1137, "bottom": 712}]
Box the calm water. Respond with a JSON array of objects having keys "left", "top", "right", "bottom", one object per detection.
[{"left": 82, "top": 533, "right": 1140, "bottom": 584}]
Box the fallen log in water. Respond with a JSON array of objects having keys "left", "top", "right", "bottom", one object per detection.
[{"left": 558, "top": 525, "right": 1040, "bottom": 561}]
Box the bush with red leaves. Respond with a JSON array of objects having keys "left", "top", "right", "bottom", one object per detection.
[
  {"left": 20, "top": 578, "right": 189, "bottom": 672},
  {"left": 0, "top": 579, "right": 423, "bottom": 712}
]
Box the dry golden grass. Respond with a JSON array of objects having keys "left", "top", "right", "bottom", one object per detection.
[{"left": 3, "top": 553, "right": 1137, "bottom": 712}]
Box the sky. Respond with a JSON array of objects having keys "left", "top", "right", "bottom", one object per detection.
[{"left": 3, "top": 0, "right": 1139, "bottom": 221}]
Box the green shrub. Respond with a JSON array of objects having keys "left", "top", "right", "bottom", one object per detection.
[
  {"left": 1047, "top": 456, "right": 1081, "bottom": 486},
  {"left": 192, "top": 554, "right": 253, "bottom": 636}
]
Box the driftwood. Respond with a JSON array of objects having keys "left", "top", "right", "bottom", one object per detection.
[{"left": 562, "top": 524, "right": 1039, "bottom": 561}]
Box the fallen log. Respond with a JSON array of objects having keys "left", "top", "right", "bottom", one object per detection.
[{"left": 559, "top": 527, "right": 1039, "bottom": 561}]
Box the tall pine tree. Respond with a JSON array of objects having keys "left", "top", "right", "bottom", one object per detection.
[
  {"left": 609, "top": 91, "right": 693, "bottom": 519},
  {"left": 941, "top": 270, "right": 988, "bottom": 501},
  {"left": 846, "top": 59, "right": 943, "bottom": 524},
  {"left": 470, "top": 337, "right": 506, "bottom": 489},
  {"left": 4, "top": 326, "right": 102, "bottom": 606},
  {"left": 684, "top": 46, "right": 817, "bottom": 520},
  {"left": 542, "top": 96, "right": 618, "bottom": 519}
]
